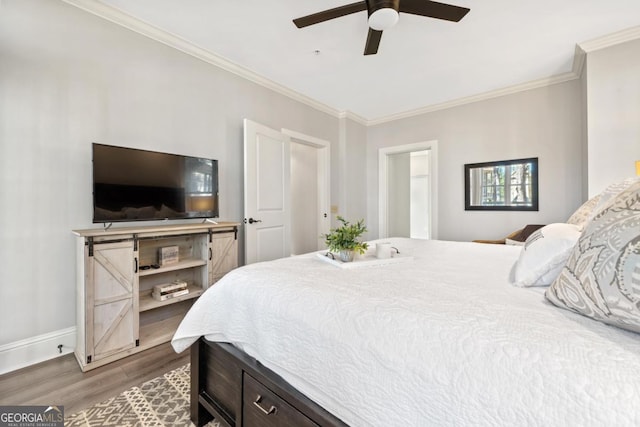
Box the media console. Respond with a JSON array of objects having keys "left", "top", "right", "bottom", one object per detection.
[{"left": 73, "top": 222, "right": 239, "bottom": 371}]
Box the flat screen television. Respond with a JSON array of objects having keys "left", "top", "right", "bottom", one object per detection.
[{"left": 92, "top": 143, "right": 218, "bottom": 223}]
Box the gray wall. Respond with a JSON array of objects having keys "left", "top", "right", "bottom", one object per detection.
[
  {"left": 290, "top": 142, "right": 319, "bottom": 255},
  {"left": 337, "top": 117, "right": 368, "bottom": 231},
  {"left": 366, "top": 81, "right": 585, "bottom": 242},
  {"left": 2, "top": 0, "right": 635, "bottom": 360},
  {"left": 585, "top": 38, "right": 640, "bottom": 196},
  {"left": 387, "top": 152, "right": 411, "bottom": 237},
  {"left": 0, "top": 0, "right": 340, "bottom": 346}
]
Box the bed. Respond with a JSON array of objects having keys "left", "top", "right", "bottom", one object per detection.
[{"left": 172, "top": 179, "right": 640, "bottom": 427}]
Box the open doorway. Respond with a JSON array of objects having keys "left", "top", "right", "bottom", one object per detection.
[
  {"left": 283, "top": 129, "right": 330, "bottom": 255},
  {"left": 379, "top": 141, "right": 438, "bottom": 239},
  {"left": 243, "top": 120, "right": 330, "bottom": 264}
]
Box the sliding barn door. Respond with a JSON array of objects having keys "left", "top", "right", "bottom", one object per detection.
[{"left": 86, "top": 241, "right": 138, "bottom": 362}]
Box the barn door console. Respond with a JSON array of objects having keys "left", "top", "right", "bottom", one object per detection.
[{"left": 74, "top": 222, "right": 239, "bottom": 371}]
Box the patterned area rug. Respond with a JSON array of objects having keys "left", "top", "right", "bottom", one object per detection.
[{"left": 66, "top": 364, "right": 219, "bottom": 426}]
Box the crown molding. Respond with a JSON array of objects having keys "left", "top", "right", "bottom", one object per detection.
[
  {"left": 60, "top": 1, "right": 640, "bottom": 128},
  {"left": 338, "top": 110, "right": 369, "bottom": 126},
  {"left": 62, "top": 0, "right": 343, "bottom": 119},
  {"left": 570, "top": 26, "right": 640, "bottom": 80},
  {"left": 578, "top": 25, "right": 640, "bottom": 53},
  {"left": 571, "top": 44, "right": 587, "bottom": 79},
  {"left": 367, "top": 71, "right": 579, "bottom": 126},
  {"left": 366, "top": 26, "right": 640, "bottom": 125}
]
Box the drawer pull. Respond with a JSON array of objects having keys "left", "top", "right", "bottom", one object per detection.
[{"left": 253, "top": 395, "right": 277, "bottom": 416}]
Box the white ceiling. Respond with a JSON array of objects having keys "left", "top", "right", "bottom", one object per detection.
[{"left": 82, "top": 0, "right": 640, "bottom": 121}]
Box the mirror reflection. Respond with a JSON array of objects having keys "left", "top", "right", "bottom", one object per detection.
[{"left": 464, "top": 158, "right": 538, "bottom": 211}]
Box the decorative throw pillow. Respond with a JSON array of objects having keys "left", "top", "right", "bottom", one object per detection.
[
  {"left": 512, "top": 223, "right": 582, "bottom": 287},
  {"left": 566, "top": 178, "right": 640, "bottom": 230},
  {"left": 545, "top": 180, "right": 640, "bottom": 333},
  {"left": 566, "top": 195, "right": 601, "bottom": 229},
  {"left": 591, "top": 176, "right": 640, "bottom": 216}
]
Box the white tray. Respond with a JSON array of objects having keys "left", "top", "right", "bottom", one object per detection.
[{"left": 315, "top": 252, "right": 413, "bottom": 269}]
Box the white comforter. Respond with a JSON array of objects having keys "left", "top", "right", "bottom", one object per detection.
[{"left": 172, "top": 238, "right": 640, "bottom": 427}]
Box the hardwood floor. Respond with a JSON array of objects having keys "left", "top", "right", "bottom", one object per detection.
[{"left": 0, "top": 343, "right": 189, "bottom": 415}]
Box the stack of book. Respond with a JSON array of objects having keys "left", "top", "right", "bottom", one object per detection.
[{"left": 152, "top": 280, "right": 189, "bottom": 301}]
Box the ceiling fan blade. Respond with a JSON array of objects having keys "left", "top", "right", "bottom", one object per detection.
[
  {"left": 399, "top": 0, "right": 470, "bottom": 22},
  {"left": 364, "top": 29, "right": 383, "bottom": 55},
  {"left": 293, "top": 2, "right": 367, "bottom": 28}
]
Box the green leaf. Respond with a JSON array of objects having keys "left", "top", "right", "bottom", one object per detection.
[{"left": 321, "top": 216, "right": 369, "bottom": 254}]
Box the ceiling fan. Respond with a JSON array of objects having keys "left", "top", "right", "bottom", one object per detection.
[{"left": 293, "top": 0, "right": 470, "bottom": 55}]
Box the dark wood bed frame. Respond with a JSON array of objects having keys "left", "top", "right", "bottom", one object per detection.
[{"left": 190, "top": 337, "right": 349, "bottom": 427}]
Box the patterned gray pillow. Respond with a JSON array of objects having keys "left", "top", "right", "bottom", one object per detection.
[
  {"left": 567, "top": 177, "right": 640, "bottom": 230},
  {"left": 566, "top": 195, "right": 600, "bottom": 229},
  {"left": 593, "top": 177, "right": 640, "bottom": 212},
  {"left": 546, "top": 180, "right": 640, "bottom": 333}
]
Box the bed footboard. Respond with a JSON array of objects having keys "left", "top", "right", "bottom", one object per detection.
[{"left": 190, "top": 338, "right": 348, "bottom": 427}]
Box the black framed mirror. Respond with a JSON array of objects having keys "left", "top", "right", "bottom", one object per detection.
[{"left": 464, "top": 157, "right": 538, "bottom": 211}]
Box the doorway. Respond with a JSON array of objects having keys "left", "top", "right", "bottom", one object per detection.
[
  {"left": 243, "top": 122, "right": 330, "bottom": 264},
  {"left": 379, "top": 141, "right": 438, "bottom": 239},
  {"left": 284, "top": 129, "right": 330, "bottom": 255}
]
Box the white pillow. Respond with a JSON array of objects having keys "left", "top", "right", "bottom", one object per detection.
[{"left": 512, "top": 223, "right": 581, "bottom": 287}]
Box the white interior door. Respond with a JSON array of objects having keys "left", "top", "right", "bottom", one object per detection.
[{"left": 244, "top": 119, "right": 291, "bottom": 264}]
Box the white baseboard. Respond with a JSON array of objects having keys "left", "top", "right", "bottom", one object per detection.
[{"left": 0, "top": 327, "right": 76, "bottom": 375}]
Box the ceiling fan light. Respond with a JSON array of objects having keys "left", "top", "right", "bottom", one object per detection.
[{"left": 368, "top": 8, "right": 399, "bottom": 31}]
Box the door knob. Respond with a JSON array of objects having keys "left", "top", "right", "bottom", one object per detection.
[{"left": 248, "top": 218, "right": 262, "bottom": 224}]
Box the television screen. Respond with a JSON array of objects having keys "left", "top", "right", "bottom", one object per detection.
[{"left": 92, "top": 143, "right": 218, "bottom": 223}]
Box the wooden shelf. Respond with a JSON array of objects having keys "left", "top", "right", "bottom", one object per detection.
[
  {"left": 139, "top": 314, "right": 184, "bottom": 348},
  {"left": 139, "top": 285, "right": 204, "bottom": 312},
  {"left": 139, "top": 258, "right": 207, "bottom": 276}
]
